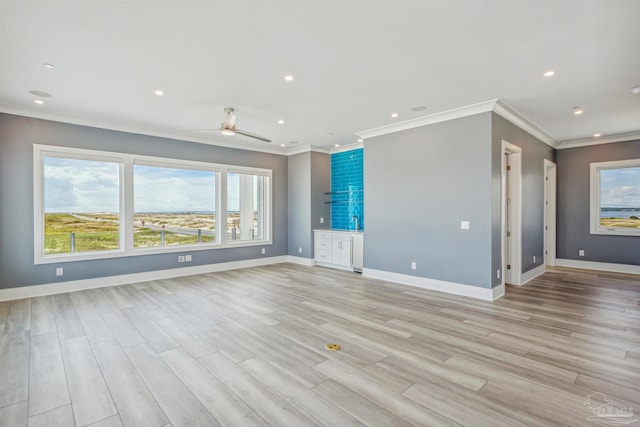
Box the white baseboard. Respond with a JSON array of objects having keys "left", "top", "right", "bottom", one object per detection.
[
  {"left": 556, "top": 259, "right": 640, "bottom": 275},
  {"left": 286, "top": 256, "right": 316, "bottom": 267},
  {"left": 362, "top": 268, "right": 504, "bottom": 301},
  {"left": 0, "top": 255, "right": 290, "bottom": 301},
  {"left": 520, "top": 264, "right": 546, "bottom": 285}
]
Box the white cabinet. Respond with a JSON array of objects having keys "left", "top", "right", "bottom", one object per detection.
[
  {"left": 331, "top": 232, "right": 352, "bottom": 267},
  {"left": 314, "top": 230, "right": 363, "bottom": 270},
  {"left": 314, "top": 231, "right": 331, "bottom": 263}
]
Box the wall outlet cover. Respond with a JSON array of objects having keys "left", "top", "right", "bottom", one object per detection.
[
  {"left": 411, "top": 262, "right": 417, "bottom": 270},
  {"left": 185, "top": 255, "right": 192, "bottom": 262},
  {"left": 261, "top": 248, "right": 266, "bottom": 254},
  {"left": 56, "top": 267, "right": 63, "bottom": 276}
]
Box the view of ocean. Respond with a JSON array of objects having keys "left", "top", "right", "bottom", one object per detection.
[{"left": 600, "top": 208, "right": 640, "bottom": 218}]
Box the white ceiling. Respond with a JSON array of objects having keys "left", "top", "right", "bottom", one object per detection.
[{"left": 1, "top": 1, "right": 639, "bottom": 153}]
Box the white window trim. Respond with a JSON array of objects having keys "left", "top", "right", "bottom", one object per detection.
[
  {"left": 590, "top": 159, "right": 640, "bottom": 236},
  {"left": 34, "top": 144, "right": 273, "bottom": 264}
]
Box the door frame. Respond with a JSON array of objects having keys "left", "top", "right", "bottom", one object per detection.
[
  {"left": 501, "top": 140, "right": 522, "bottom": 286},
  {"left": 544, "top": 159, "right": 557, "bottom": 267}
]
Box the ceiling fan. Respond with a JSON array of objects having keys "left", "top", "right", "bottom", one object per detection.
[{"left": 218, "top": 107, "right": 271, "bottom": 143}]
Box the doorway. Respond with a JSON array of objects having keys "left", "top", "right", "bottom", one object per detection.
[
  {"left": 502, "top": 141, "right": 522, "bottom": 285},
  {"left": 544, "top": 159, "right": 557, "bottom": 267}
]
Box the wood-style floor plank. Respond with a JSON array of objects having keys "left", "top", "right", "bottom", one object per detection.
[
  {"left": 61, "top": 336, "right": 118, "bottom": 426},
  {"left": 92, "top": 340, "right": 169, "bottom": 427},
  {"left": 0, "top": 332, "right": 30, "bottom": 408},
  {"left": 28, "top": 331, "right": 70, "bottom": 416},
  {"left": 0, "top": 264, "right": 638, "bottom": 426}
]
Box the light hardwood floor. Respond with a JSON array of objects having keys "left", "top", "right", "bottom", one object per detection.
[{"left": 0, "top": 264, "right": 639, "bottom": 426}]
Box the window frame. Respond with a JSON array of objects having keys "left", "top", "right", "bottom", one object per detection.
[
  {"left": 590, "top": 159, "right": 640, "bottom": 236},
  {"left": 34, "top": 144, "right": 273, "bottom": 264}
]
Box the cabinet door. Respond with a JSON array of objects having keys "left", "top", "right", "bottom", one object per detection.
[
  {"left": 331, "top": 239, "right": 342, "bottom": 265},
  {"left": 331, "top": 237, "right": 351, "bottom": 267},
  {"left": 339, "top": 238, "right": 352, "bottom": 266}
]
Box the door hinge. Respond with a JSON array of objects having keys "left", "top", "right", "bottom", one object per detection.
[
  {"left": 545, "top": 250, "right": 548, "bottom": 254},
  {"left": 507, "top": 264, "right": 511, "bottom": 270},
  {"left": 545, "top": 226, "right": 548, "bottom": 230},
  {"left": 507, "top": 165, "right": 511, "bottom": 171},
  {"left": 507, "top": 231, "right": 511, "bottom": 237},
  {"left": 546, "top": 176, "right": 548, "bottom": 181}
]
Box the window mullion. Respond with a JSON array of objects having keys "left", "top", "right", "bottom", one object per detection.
[{"left": 123, "top": 157, "right": 135, "bottom": 253}]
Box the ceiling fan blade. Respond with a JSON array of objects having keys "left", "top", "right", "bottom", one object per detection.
[{"left": 235, "top": 129, "right": 271, "bottom": 143}]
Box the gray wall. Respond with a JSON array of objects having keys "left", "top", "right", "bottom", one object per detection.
[
  {"left": 310, "top": 151, "right": 331, "bottom": 242},
  {"left": 287, "top": 151, "right": 330, "bottom": 258},
  {"left": 287, "top": 152, "right": 312, "bottom": 257},
  {"left": 490, "top": 114, "right": 555, "bottom": 286},
  {"left": 364, "top": 113, "right": 494, "bottom": 288},
  {"left": 556, "top": 139, "right": 640, "bottom": 265},
  {"left": 0, "top": 113, "right": 289, "bottom": 288}
]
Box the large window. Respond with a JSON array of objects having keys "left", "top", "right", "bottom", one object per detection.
[
  {"left": 590, "top": 159, "right": 640, "bottom": 236},
  {"left": 34, "top": 145, "right": 272, "bottom": 264},
  {"left": 42, "top": 154, "right": 122, "bottom": 255},
  {"left": 134, "top": 163, "right": 217, "bottom": 248}
]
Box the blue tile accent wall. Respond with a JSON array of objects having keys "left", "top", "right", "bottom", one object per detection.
[{"left": 331, "top": 148, "right": 364, "bottom": 230}]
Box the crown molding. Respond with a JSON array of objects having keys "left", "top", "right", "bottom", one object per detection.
[
  {"left": 355, "top": 99, "right": 497, "bottom": 140},
  {"left": 556, "top": 132, "right": 640, "bottom": 150},
  {"left": 286, "top": 144, "right": 331, "bottom": 156},
  {"left": 0, "top": 105, "right": 288, "bottom": 156},
  {"left": 355, "top": 98, "right": 558, "bottom": 149},
  {"left": 330, "top": 142, "right": 363, "bottom": 154},
  {"left": 492, "top": 100, "right": 557, "bottom": 148}
]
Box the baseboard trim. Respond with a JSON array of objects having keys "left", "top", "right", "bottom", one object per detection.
[
  {"left": 520, "top": 264, "right": 546, "bottom": 285},
  {"left": 286, "top": 256, "right": 316, "bottom": 267},
  {"left": 555, "top": 259, "right": 640, "bottom": 275},
  {"left": 0, "top": 255, "right": 290, "bottom": 301},
  {"left": 362, "top": 268, "right": 503, "bottom": 301}
]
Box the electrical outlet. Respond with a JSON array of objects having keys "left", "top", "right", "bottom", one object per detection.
[
  {"left": 533, "top": 255, "right": 536, "bottom": 263},
  {"left": 178, "top": 256, "right": 185, "bottom": 263},
  {"left": 411, "top": 261, "right": 416, "bottom": 270},
  {"left": 185, "top": 255, "right": 192, "bottom": 262},
  {"left": 497, "top": 269, "right": 500, "bottom": 279},
  {"left": 579, "top": 249, "right": 585, "bottom": 257},
  {"left": 461, "top": 221, "right": 470, "bottom": 230},
  {"left": 56, "top": 267, "right": 63, "bottom": 276},
  {"left": 261, "top": 248, "right": 266, "bottom": 255},
  {"left": 320, "top": 217, "right": 324, "bottom": 224},
  {"left": 298, "top": 247, "right": 302, "bottom": 253}
]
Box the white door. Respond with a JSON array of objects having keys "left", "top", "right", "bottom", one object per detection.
[{"left": 504, "top": 153, "right": 513, "bottom": 284}]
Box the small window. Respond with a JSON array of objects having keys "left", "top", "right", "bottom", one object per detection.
[
  {"left": 226, "top": 172, "right": 270, "bottom": 242},
  {"left": 133, "top": 163, "right": 217, "bottom": 248},
  {"left": 590, "top": 159, "right": 640, "bottom": 236}
]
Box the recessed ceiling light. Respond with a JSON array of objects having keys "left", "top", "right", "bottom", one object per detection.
[
  {"left": 357, "top": 138, "right": 363, "bottom": 143},
  {"left": 410, "top": 106, "right": 427, "bottom": 112},
  {"left": 284, "top": 74, "right": 294, "bottom": 82},
  {"left": 280, "top": 143, "right": 286, "bottom": 147},
  {"left": 154, "top": 90, "right": 164, "bottom": 96},
  {"left": 277, "top": 119, "right": 285, "bottom": 124},
  {"left": 29, "top": 90, "right": 52, "bottom": 97},
  {"left": 593, "top": 133, "right": 601, "bottom": 137},
  {"left": 391, "top": 113, "right": 399, "bottom": 118},
  {"left": 632, "top": 86, "right": 640, "bottom": 95},
  {"left": 43, "top": 63, "right": 54, "bottom": 69},
  {"left": 573, "top": 107, "right": 584, "bottom": 115},
  {"left": 544, "top": 70, "right": 555, "bottom": 77},
  {"left": 34, "top": 99, "right": 44, "bottom": 105},
  {"left": 334, "top": 144, "right": 340, "bottom": 147}
]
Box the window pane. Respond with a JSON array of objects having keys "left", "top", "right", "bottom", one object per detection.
[
  {"left": 134, "top": 165, "right": 216, "bottom": 247},
  {"left": 599, "top": 167, "right": 640, "bottom": 229},
  {"left": 43, "top": 157, "right": 120, "bottom": 254},
  {"left": 227, "top": 173, "right": 268, "bottom": 241}
]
